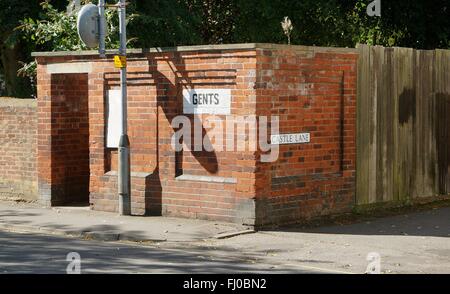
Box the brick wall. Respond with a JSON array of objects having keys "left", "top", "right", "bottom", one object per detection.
[
  {"left": 254, "top": 46, "right": 358, "bottom": 226},
  {"left": 35, "top": 49, "right": 258, "bottom": 222},
  {"left": 91, "top": 50, "right": 258, "bottom": 221},
  {"left": 0, "top": 98, "right": 37, "bottom": 200},
  {"left": 36, "top": 70, "right": 90, "bottom": 206},
  {"left": 33, "top": 44, "right": 358, "bottom": 227}
]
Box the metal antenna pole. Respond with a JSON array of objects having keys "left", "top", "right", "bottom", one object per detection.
[
  {"left": 117, "top": 0, "right": 131, "bottom": 215},
  {"left": 98, "top": 0, "right": 106, "bottom": 57}
]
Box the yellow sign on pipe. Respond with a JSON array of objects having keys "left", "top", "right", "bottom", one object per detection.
[{"left": 114, "top": 55, "right": 127, "bottom": 68}]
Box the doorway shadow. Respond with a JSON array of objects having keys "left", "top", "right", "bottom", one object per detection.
[{"left": 49, "top": 73, "right": 90, "bottom": 207}]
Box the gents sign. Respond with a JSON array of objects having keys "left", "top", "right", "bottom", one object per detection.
[
  {"left": 271, "top": 133, "right": 310, "bottom": 145},
  {"left": 183, "top": 89, "right": 231, "bottom": 115}
]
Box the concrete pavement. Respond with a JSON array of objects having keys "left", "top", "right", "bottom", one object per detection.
[
  {"left": 0, "top": 200, "right": 252, "bottom": 242},
  {"left": 0, "top": 200, "right": 448, "bottom": 273},
  {"left": 203, "top": 207, "right": 450, "bottom": 274},
  {"left": 0, "top": 230, "right": 330, "bottom": 274}
]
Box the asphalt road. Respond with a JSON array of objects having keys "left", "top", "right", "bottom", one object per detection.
[
  {"left": 0, "top": 230, "right": 332, "bottom": 274},
  {"left": 1, "top": 206, "right": 448, "bottom": 274}
]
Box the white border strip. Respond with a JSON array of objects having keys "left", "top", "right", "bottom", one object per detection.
[{"left": 47, "top": 62, "right": 92, "bottom": 74}]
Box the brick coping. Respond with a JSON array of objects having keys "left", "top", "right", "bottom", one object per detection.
[
  {"left": 0, "top": 97, "right": 36, "bottom": 107},
  {"left": 176, "top": 174, "right": 237, "bottom": 184},
  {"left": 32, "top": 43, "right": 357, "bottom": 58}
]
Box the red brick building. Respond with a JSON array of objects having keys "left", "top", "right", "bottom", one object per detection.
[{"left": 31, "top": 44, "right": 358, "bottom": 227}]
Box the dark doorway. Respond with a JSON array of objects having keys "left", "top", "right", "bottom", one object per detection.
[{"left": 50, "top": 73, "right": 90, "bottom": 206}]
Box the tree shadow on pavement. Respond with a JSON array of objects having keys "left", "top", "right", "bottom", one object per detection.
[{"left": 0, "top": 230, "right": 310, "bottom": 274}]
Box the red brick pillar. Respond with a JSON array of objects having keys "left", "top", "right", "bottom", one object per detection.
[
  {"left": 36, "top": 61, "right": 90, "bottom": 206},
  {"left": 36, "top": 62, "right": 53, "bottom": 206}
]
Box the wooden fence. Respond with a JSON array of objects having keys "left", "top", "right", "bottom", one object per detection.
[{"left": 356, "top": 44, "right": 450, "bottom": 205}]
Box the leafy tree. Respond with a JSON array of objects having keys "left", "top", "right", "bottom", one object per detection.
[
  {"left": 231, "top": 0, "right": 449, "bottom": 49},
  {"left": 342, "top": 0, "right": 450, "bottom": 49},
  {"left": 0, "top": 0, "right": 41, "bottom": 97},
  {"left": 232, "top": 0, "right": 351, "bottom": 47},
  {"left": 186, "top": 0, "right": 236, "bottom": 44},
  {"left": 129, "top": 0, "right": 202, "bottom": 47},
  {"left": 19, "top": 1, "right": 135, "bottom": 50},
  {"left": 18, "top": 0, "right": 137, "bottom": 91},
  {"left": 129, "top": 0, "right": 236, "bottom": 47},
  {"left": 1, "top": 0, "right": 449, "bottom": 98}
]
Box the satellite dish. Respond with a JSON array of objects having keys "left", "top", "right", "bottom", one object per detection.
[{"left": 77, "top": 4, "right": 99, "bottom": 48}]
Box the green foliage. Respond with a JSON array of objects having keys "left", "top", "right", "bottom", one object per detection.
[
  {"left": 0, "top": 0, "right": 41, "bottom": 96},
  {"left": 0, "top": 0, "right": 41, "bottom": 46},
  {"left": 15, "top": 0, "right": 450, "bottom": 55},
  {"left": 1, "top": 0, "right": 449, "bottom": 97},
  {"left": 185, "top": 0, "right": 236, "bottom": 44},
  {"left": 17, "top": 60, "right": 37, "bottom": 79},
  {"left": 18, "top": 1, "right": 136, "bottom": 52},
  {"left": 19, "top": 2, "right": 85, "bottom": 52},
  {"left": 232, "top": 0, "right": 349, "bottom": 46},
  {"left": 17, "top": 1, "right": 138, "bottom": 80},
  {"left": 341, "top": 0, "right": 450, "bottom": 49},
  {"left": 129, "top": 0, "right": 202, "bottom": 47},
  {"left": 231, "top": 0, "right": 449, "bottom": 49}
]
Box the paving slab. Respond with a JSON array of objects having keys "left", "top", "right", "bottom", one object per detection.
[
  {"left": 204, "top": 207, "right": 450, "bottom": 274},
  {"left": 0, "top": 200, "right": 251, "bottom": 243}
]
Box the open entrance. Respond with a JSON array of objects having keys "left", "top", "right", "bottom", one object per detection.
[{"left": 50, "top": 73, "right": 90, "bottom": 206}]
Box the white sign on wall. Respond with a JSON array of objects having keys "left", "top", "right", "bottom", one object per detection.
[
  {"left": 106, "top": 89, "right": 122, "bottom": 148},
  {"left": 271, "top": 133, "right": 311, "bottom": 145},
  {"left": 183, "top": 88, "right": 231, "bottom": 115}
]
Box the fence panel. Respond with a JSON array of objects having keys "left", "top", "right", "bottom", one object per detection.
[{"left": 356, "top": 44, "right": 450, "bottom": 205}]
